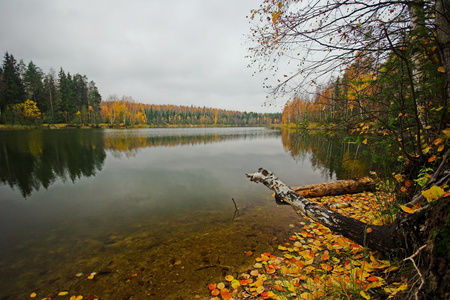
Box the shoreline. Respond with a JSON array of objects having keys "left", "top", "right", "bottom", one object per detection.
[{"left": 0, "top": 123, "right": 283, "bottom": 130}]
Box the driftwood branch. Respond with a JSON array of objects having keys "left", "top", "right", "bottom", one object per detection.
[
  {"left": 246, "top": 168, "right": 426, "bottom": 256},
  {"left": 291, "top": 177, "right": 376, "bottom": 198}
]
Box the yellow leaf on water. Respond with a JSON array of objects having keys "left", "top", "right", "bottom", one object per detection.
[
  {"left": 58, "top": 291, "right": 69, "bottom": 296},
  {"left": 231, "top": 279, "right": 240, "bottom": 289},
  {"left": 30, "top": 293, "right": 37, "bottom": 298}
]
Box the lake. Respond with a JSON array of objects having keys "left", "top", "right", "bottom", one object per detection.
[{"left": 0, "top": 127, "right": 377, "bottom": 299}]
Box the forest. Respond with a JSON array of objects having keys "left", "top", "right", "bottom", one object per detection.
[{"left": 0, "top": 52, "right": 281, "bottom": 127}]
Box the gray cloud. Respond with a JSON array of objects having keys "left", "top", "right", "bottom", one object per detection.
[{"left": 0, "top": 0, "right": 286, "bottom": 113}]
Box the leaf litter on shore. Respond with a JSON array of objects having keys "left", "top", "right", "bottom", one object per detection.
[{"left": 207, "top": 192, "right": 409, "bottom": 299}]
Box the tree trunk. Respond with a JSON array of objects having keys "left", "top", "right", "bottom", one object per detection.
[
  {"left": 246, "top": 168, "right": 427, "bottom": 256},
  {"left": 436, "top": 0, "right": 450, "bottom": 87},
  {"left": 291, "top": 176, "right": 375, "bottom": 198}
]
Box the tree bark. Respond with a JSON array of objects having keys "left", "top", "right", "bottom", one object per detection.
[
  {"left": 291, "top": 177, "right": 375, "bottom": 198},
  {"left": 436, "top": 0, "right": 450, "bottom": 87},
  {"left": 246, "top": 168, "right": 427, "bottom": 256}
]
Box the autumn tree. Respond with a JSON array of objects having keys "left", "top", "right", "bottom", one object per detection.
[{"left": 6, "top": 99, "right": 42, "bottom": 127}]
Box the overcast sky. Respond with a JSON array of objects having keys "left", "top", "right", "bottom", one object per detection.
[{"left": 0, "top": 0, "right": 286, "bottom": 113}]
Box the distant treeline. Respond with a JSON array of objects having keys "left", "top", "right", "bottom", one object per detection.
[
  {"left": 0, "top": 52, "right": 281, "bottom": 127},
  {"left": 101, "top": 98, "right": 281, "bottom": 126}
]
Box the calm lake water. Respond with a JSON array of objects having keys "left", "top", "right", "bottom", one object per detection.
[{"left": 0, "top": 127, "right": 377, "bottom": 299}]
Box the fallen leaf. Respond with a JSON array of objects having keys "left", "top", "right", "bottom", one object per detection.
[
  {"left": 256, "top": 285, "right": 265, "bottom": 294},
  {"left": 321, "top": 252, "right": 329, "bottom": 261},
  {"left": 360, "top": 290, "right": 370, "bottom": 299},
  {"left": 221, "top": 290, "right": 232, "bottom": 300},
  {"left": 400, "top": 205, "right": 414, "bottom": 214},
  {"left": 58, "top": 291, "right": 69, "bottom": 296},
  {"left": 30, "top": 293, "right": 37, "bottom": 298},
  {"left": 422, "top": 186, "right": 445, "bottom": 202}
]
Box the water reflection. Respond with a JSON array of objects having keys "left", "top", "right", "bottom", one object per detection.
[
  {"left": 281, "top": 128, "right": 379, "bottom": 180},
  {"left": 0, "top": 130, "right": 106, "bottom": 197},
  {"left": 1, "top": 127, "right": 388, "bottom": 199},
  {"left": 104, "top": 127, "right": 277, "bottom": 158},
  {"left": 0, "top": 128, "right": 278, "bottom": 196}
]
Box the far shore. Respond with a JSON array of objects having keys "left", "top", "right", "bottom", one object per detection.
[{"left": 0, "top": 123, "right": 284, "bottom": 130}]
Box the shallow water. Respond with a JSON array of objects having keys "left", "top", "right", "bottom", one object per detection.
[{"left": 0, "top": 127, "right": 344, "bottom": 299}]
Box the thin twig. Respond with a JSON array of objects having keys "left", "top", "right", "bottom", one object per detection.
[
  {"left": 403, "top": 244, "right": 427, "bottom": 300},
  {"left": 231, "top": 198, "right": 240, "bottom": 222}
]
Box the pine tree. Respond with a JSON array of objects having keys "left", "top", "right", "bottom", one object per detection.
[{"left": 0, "top": 52, "right": 26, "bottom": 114}]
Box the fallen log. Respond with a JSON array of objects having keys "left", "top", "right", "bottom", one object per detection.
[
  {"left": 291, "top": 177, "right": 375, "bottom": 198},
  {"left": 246, "top": 168, "right": 427, "bottom": 256}
]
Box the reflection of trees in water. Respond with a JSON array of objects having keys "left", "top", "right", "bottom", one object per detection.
[
  {"left": 0, "top": 130, "right": 106, "bottom": 197},
  {"left": 281, "top": 129, "right": 390, "bottom": 180},
  {"left": 104, "top": 129, "right": 280, "bottom": 158},
  {"left": 0, "top": 128, "right": 280, "bottom": 196}
]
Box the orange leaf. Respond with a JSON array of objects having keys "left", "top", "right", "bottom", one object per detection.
[
  {"left": 428, "top": 155, "right": 436, "bottom": 162},
  {"left": 221, "top": 290, "right": 232, "bottom": 300},
  {"left": 366, "top": 228, "right": 373, "bottom": 233},
  {"left": 211, "top": 289, "right": 220, "bottom": 296},
  {"left": 274, "top": 284, "right": 284, "bottom": 291},
  {"left": 321, "top": 264, "right": 332, "bottom": 271},
  {"left": 208, "top": 283, "right": 216, "bottom": 290},
  {"left": 321, "top": 252, "right": 330, "bottom": 261},
  {"left": 367, "top": 276, "right": 379, "bottom": 282}
]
